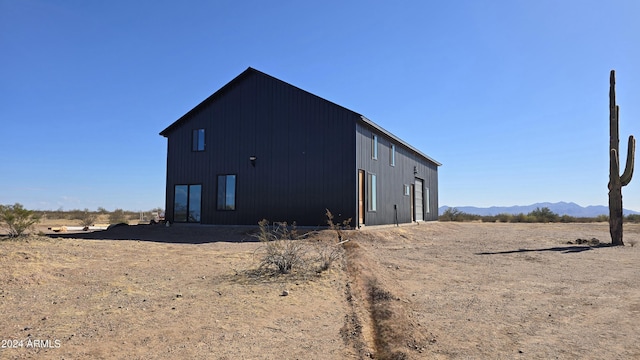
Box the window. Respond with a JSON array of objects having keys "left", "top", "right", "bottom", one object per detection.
[
  {"left": 390, "top": 144, "right": 395, "bottom": 166},
  {"left": 404, "top": 184, "right": 410, "bottom": 196},
  {"left": 372, "top": 134, "right": 378, "bottom": 160},
  {"left": 217, "top": 175, "right": 236, "bottom": 210},
  {"left": 174, "top": 184, "right": 201, "bottom": 222},
  {"left": 425, "top": 187, "right": 430, "bottom": 214},
  {"left": 192, "top": 128, "right": 205, "bottom": 151},
  {"left": 367, "top": 173, "right": 377, "bottom": 211}
]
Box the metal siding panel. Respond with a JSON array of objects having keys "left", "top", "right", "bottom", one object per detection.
[
  {"left": 164, "top": 70, "right": 404, "bottom": 226},
  {"left": 355, "top": 121, "right": 438, "bottom": 225}
]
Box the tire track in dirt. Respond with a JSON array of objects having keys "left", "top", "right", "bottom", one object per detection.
[{"left": 342, "top": 235, "right": 424, "bottom": 359}]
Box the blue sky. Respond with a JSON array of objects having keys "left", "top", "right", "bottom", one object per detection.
[{"left": 1, "top": 0, "right": 639, "bottom": 212}]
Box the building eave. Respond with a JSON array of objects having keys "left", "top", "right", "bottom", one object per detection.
[
  {"left": 358, "top": 115, "right": 442, "bottom": 167},
  {"left": 159, "top": 67, "right": 442, "bottom": 168}
]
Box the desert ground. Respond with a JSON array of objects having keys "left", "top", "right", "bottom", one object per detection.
[{"left": 1, "top": 221, "right": 639, "bottom": 359}]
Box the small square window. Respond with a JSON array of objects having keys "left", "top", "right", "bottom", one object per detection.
[{"left": 192, "top": 129, "right": 205, "bottom": 151}]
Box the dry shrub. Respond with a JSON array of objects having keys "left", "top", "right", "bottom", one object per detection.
[
  {"left": 325, "top": 208, "right": 351, "bottom": 242},
  {"left": 255, "top": 220, "right": 308, "bottom": 274},
  {"left": 314, "top": 240, "right": 343, "bottom": 272},
  {"left": 254, "top": 216, "right": 346, "bottom": 276}
]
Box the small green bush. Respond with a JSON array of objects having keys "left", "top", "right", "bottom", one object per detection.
[
  {"left": 0, "top": 203, "right": 41, "bottom": 237},
  {"left": 438, "top": 208, "right": 618, "bottom": 224},
  {"left": 528, "top": 207, "right": 559, "bottom": 223},
  {"left": 109, "top": 209, "right": 128, "bottom": 224},
  {"left": 439, "top": 208, "right": 464, "bottom": 221},
  {"left": 626, "top": 214, "right": 640, "bottom": 223},
  {"left": 559, "top": 214, "right": 576, "bottom": 223},
  {"left": 74, "top": 208, "right": 97, "bottom": 227}
]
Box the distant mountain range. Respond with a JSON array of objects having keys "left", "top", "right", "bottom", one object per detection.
[{"left": 438, "top": 202, "right": 640, "bottom": 217}]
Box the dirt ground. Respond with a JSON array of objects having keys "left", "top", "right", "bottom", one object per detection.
[{"left": 1, "top": 222, "right": 639, "bottom": 359}]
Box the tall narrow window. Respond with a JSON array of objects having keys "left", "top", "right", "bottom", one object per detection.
[
  {"left": 367, "top": 173, "right": 377, "bottom": 211},
  {"left": 217, "top": 175, "right": 236, "bottom": 210},
  {"left": 425, "top": 187, "right": 430, "bottom": 214},
  {"left": 192, "top": 128, "right": 205, "bottom": 151},
  {"left": 174, "top": 184, "right": 201, "bottom": 222},
  {"left": 390, "top": 144, "right": 396, "bottom": 166},
  {"left": 372, "top": 134, "right": 378, "bottom": 160}
]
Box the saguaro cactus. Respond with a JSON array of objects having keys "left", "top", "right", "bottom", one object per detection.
[{"left": 608, "top": 70, "right": 635, "bottom": 246}]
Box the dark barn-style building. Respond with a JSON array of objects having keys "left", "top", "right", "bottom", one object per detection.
[{"left": 160, "top": 68, "right": 440, "bottom": 227}]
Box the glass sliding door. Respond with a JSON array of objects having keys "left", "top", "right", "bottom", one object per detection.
[
  {"left": 174, "top": 184, "right": 201, "bottom": 223},
  {"left": 174, "top": 185, "right": 188, "bottom": 222}
]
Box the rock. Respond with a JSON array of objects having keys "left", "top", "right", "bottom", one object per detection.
[
  {"left": 281, "top": 290, "right": 289, "bottom": 296},
  {"left": 576, "top": 238, "right": 600, "bottom": 245}
]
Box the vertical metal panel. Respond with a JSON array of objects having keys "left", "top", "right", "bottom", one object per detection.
[
  {"left": 162, "top": 68, "right": 437, "bottom": 226},
  {"left": 163, "top": 69, "right": 356, "bottom": 226},
  {"left": 355, "top": 122, "right": 439, "bottom": 225}
]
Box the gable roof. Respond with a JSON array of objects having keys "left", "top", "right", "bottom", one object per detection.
[{"left": 159, "top": 67, "right": 441, "bottom": 166}]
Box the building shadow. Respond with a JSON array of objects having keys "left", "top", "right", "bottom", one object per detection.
[
  {"left": 475, "top": 243, "right": 614, "bottom": 255},
  {"left": 47, "top": 224, "right": 261, "bottom": 244}
]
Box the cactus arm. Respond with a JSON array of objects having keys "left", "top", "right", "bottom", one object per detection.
[{"left": 621, "top": 135, "right": 635, "bottom": 186}]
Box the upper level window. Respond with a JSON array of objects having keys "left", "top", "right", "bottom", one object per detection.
[
  {"left": 372, "top": 134, "right": 378, "bottom": 160},
  {"left": 217, "top": 174, "right": 236, "bottom": 210},
  {"left": 192, "top": 129, "right": 205, "bottom": 151},
  {"left": 390, "top": 144, "right": 396, "bottom": 166}
]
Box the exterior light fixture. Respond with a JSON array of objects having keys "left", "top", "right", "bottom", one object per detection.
[
  {"left": 249, "top": 156, "right": 257, "bottom": 167},
  {"left": 413, "top": 166, "right": 418, "bottom": 175}
]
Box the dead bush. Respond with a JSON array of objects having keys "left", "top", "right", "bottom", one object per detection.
[
  {"left": 325, "top": 208, "right": 351, "bottom": 242},
  {"left": 255, "top": 220, "right": 309, "bottom": 274},
  {"left": 254, "top": 214, "right": 346, "bottom": 276},
  {"left": 314, "top": 240, "right": 344, "bottom": 273}
]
